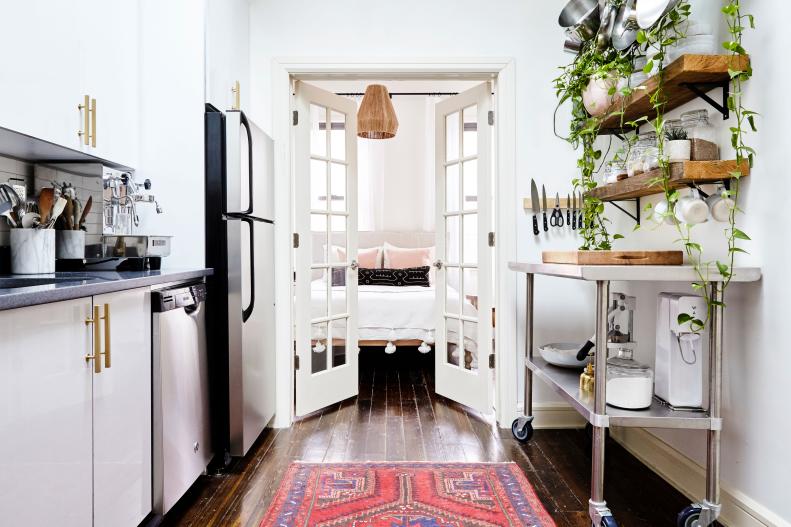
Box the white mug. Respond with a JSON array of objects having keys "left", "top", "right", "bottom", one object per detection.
[
  {"left": 675, "top": 190, "right": 709, "bottom": 225},
  {"left": 706, "top": 190, "right": 735, "bottom": 222},
  {"left": 653, "top": 199, "right": 676, "bottom": 225}
]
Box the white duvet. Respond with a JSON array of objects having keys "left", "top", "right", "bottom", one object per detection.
[{"left": 310, "top": 280, "right": 479, "bottom": 355}]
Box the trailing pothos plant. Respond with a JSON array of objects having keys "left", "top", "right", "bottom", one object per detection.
[
  {"left": 554, "top": 0, "right": 756, "bottom": 331},
  {"left": 639, "top": 0, "right": 755, "bottom": 330}
]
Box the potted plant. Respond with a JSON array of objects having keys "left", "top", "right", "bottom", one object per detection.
[{"left": 665, "top": 126, "right": 691, "bottom": 162}]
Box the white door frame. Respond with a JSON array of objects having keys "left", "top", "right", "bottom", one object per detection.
[{"left": 270, "top": 57, "right": 518, "bottom": 429}]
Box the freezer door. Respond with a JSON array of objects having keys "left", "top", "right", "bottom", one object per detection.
[
  {"left": 225, "top": 111, "right": 275, "bottom": 220},
  {"left": 226, "top": 218, "right": 275, "bottom": 456}
]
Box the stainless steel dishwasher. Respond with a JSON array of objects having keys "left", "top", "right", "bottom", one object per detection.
[{"left": 152, "top": 283, "right": 212, "bottom": 515}]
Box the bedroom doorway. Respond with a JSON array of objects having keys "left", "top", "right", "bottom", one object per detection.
[{"left": 292, "top": 78, "right": 496, "bottom": 418}]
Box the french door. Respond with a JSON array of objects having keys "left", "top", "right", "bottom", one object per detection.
[
  {"left": 294, "top": 81, "right": 359, "bottom": 417},
  {"left": 434, "top": 82, "right": 494, "bottom": 413}
]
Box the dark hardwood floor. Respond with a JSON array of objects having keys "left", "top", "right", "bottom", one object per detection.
[{"left": 164, "top": 348, "right": 691, "bottom": 527}]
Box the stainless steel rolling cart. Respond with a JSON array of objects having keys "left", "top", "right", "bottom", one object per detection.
[{"left": 508, "top": 262, "right": 762, "bottom": 527}]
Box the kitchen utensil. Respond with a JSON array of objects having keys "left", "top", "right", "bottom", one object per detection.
[
  {"left": 636, "top": 0, "right": 681, "bottom": 29},
  {"left": 78, "top": 195, "right": 92, "bottom": 229},
  {"left": 539, "top": 342, "right": 591, "bottom": 369},
  {"left": 64, "top": 197, "right": 74, "bottom": 230},
  {"left": 571, "top": 192, "right": 577, "bottom": 230},
  {"left": 0, "top": 200, "right": 16, "bottom": 227},
  {"left": 595, "top": 0, "right": 617, "bottom": 51},
  {"left": 530, "top": 179, "right": 540, "bottom": 236},
  {"left": 559, "top": 0, "right": 601, "bottom": 42},
  {"left": 550, "top": 192, "right": 564, "bottom": 228},
  {"left": 652, "top": 199, "right": 676, "bottom": 225},
  {"left": 541, "top": 185, "right": 549, "bottom": 232},
  {"left": 38, "top": 188, "right": 54, "bottom": 225},
  {"left": 566, "top": 194, "right": 572, "bottom": 225},
  {"left": 72, "top": 200, "right": 80, "bottom": 231},
  {"left": 0, "top": 184, "right": 24, "bottom": 225},
  {"left": 21, "top": 212, "right": 40, "bottom": 229},
  {"left": 611, "top": 0, "right": 638, "bottom": 50},
  {"left": 563, "top": 28, "right": 584, "bottom": 54},
  {"left": 42, "top": 197, "right": 67, "bottom": 229}
]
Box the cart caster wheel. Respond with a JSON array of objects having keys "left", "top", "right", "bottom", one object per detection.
[
  {"left": 600, "top": 516, "right": 618, "bottom": 527},
  {"left": 677, "top": 505, "right": 702, "bottom": 527},
  {"left": 511, "top": 418, "right": 534, "bottom": 443}
]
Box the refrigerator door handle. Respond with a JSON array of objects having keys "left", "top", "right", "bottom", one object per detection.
[
  {"left": 241, "top": 216, "right": 256, "bottom": 322},
  {"left": 239, "top": 112, "right": 254, "bottom": 216}
]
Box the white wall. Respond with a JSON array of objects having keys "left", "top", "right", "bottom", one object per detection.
[
  {"left": 248, "top": 0, "right": 787, "bottom": 522},
  {"left": 205, "top": 0, "right": 250, "bottom": 111},
  {"left": 136, "top": 0, "right": 206, "bottom": 269}
]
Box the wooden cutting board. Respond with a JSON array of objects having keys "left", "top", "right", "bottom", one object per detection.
[{"left": 542, "top": 250, "right": 683, "bottom": 266}]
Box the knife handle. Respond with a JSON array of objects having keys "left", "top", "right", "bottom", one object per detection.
[
  {"left": 542, "top": 213, "right": 548, "bottom": 232},
  {"left": 566, "top": 208, "right": 571, "bottom": 226},
  {"left": 533, "top": 215, "right": 539, "bottom": 236},
  {"left": 571, "top": 211, "right": 576, "bottom": 230}
]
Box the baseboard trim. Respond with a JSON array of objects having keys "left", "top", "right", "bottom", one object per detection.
[
  {"left": 516, "top": 402, "right": 586, "bottom": 429},
  {"left": 611, "top": 427, "right": 789, "bottom": 527}
]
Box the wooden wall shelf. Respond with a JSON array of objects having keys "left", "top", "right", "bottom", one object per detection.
[
  {"left": 599, "top": 54, "right": 751, "bottom": 134},
  {"left": 587, "top": 160, "right": 750, "bottom": 201}
]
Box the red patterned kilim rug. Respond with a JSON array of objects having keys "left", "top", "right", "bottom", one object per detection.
[{"left": 261, "top": 462, "right": 556, "bottom": 526}]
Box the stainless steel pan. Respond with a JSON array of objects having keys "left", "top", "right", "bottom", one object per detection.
[{"left": 559, "top": 0, "right": 601, "bottom": 42}]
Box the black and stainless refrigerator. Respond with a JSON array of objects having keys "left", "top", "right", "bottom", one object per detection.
[{"left": 205, "top": 104, "right": 275, "bottom": 460}]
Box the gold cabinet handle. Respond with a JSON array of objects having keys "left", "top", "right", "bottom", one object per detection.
[
  {"left": 90, "top": 98, "right": 97, "bottom": 148},
  {"left": 101, "top": 303, "right": 111, "bottom": 368},
  {"left": 78, "top": 95, "right": 90, "bottom": 146},
  {"left": 231, "top": 81, "right": 240, "bottom": 110},
  {"left": 85, "top": 305, "right": 102, "bottom": 373}
]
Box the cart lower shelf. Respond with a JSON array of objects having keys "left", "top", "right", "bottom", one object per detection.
[{"left": 527, "top": 357, "right": 718, "bottom": 430}]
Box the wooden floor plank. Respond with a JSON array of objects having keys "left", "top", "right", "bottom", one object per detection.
[{"left": 165, "top": 348, "right": 692, "bottom": 527}]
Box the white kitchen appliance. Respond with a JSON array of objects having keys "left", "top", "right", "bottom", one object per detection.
[{"left": 655, "top": 293, "right": 707, "bottom": 409}]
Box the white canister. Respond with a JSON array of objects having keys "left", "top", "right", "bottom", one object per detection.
[
  {"left": 10, "top": 228, "right": 56, "bottom": 274},
  {"left": 56, "top": 230, "right": 86, "bottom": 259},
  {"left": 667, "top": 139, "right": 692, "bottom": 162}
]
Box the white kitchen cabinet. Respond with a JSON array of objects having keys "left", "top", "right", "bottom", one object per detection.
[
  {"left": 0, "top": 0, "right": 139, "bottom": 167},
  {"left": 205, "top": 0, "right": 250, "bottom": 111},
  {"left": 0, "top": 297, "right": 94, "bottom": 527},
  {"left": 0, "top": 0, "right": 84, "bottom": 151},
  {"left": 92, "top": 288, "right": 152, "bottom": 527},
  {"left": 0, "top": 287, "right": 152, "bottom": 527}
]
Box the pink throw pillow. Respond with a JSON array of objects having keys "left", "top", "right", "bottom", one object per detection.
[
  {"left": 335, "top": 246, "right": 382, "bottom": 269},
  {"left": 384, "top": 245, "right": 433, "bottom": 269}
]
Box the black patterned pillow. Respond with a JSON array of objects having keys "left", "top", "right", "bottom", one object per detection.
[{"left": 358, "top": 266, "right": 431, "bottom": 287}]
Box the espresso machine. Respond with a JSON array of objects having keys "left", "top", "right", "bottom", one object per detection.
[{"left": 655, "top": 293, "right": 707, "bottom": 409}]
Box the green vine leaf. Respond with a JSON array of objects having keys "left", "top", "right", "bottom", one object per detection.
[{"left": 732, "top": 228, "right": 751, "bottom": 240}]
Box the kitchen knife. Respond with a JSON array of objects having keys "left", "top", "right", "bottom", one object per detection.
[
  {"left": 566, "top": 193, "right": 571, "bottom": 226},
  {"left": 571, "top": 192, "right": 577, "bottom": 230},
  {"left": 530, "top": 180, "right": 540, "bottom": 236},
  {"left": 541, "top": 185, "right": 549, "bottom": 232}
]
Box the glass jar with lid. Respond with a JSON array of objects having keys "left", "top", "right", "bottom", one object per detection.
[
  {"left": 681, "top": 109, "right": 715, "bottom": 143},
  {"left": 605, "top": 347, "right": 654, "bottom": 410},
  {"left": 626, "top": 132, "right": 657, "bottom": 177},
  {"left": 603, "top": 159, "right": 628, "bottom": 184},
  {"left": 681, "top": 109, "right": 719, "bottom": 160}
]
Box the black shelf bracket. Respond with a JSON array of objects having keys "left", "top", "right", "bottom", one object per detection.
[
  {"left": 608, "top": 197, "right": 641, "bottom": 226},
  {"left": 680, "top": 81, "right": 730, "bottom": 120}
]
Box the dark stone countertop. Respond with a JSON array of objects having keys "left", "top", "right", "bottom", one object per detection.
[{"left": 0, "top": 268, "right": 213, "bottom": 311}]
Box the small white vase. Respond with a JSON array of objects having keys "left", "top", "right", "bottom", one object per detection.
[
  {"left": 667, "top": 140, "right": 691, "bottom": 162},
  {"left": 10, "top": 229, "right": 56, "bottom": 274},
  {"left": 56, "top": 230, "right": 86, "bottom": 259}
]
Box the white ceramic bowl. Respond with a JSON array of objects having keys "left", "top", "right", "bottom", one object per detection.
[{"left": 539, "top": 342, "right": 591, "bottom": 369}]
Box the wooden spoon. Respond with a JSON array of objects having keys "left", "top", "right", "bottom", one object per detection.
[
  {"left": 64, "top": 197, "right": 74, "bottom": 230},
  {"left": 38, "top": 188, "right": 54, "bottom": 225},
  {"left": 78, "top": 195, "right": 92, "bottom": 230}
]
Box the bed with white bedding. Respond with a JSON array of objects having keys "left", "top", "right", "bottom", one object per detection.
[{"left": 310, "top": 279, "right": 479, "bottom": 363}]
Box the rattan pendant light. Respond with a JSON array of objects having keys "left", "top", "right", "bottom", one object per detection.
[{"left": 357, "top": 84, "right": 398, "bottom": 139}]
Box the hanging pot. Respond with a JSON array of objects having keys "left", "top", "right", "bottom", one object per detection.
[
  {"left": 582, "top": 75, "right": 621, "bottom": 117},
  {"left": 636, "top": 0, "right": 682, "bottom": 29},
  {"left": 559, "top": 0, "right": 601, "bottom": 42},
  {"left": 611, "top": 0, "right": 639, "bottom": 51}
]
